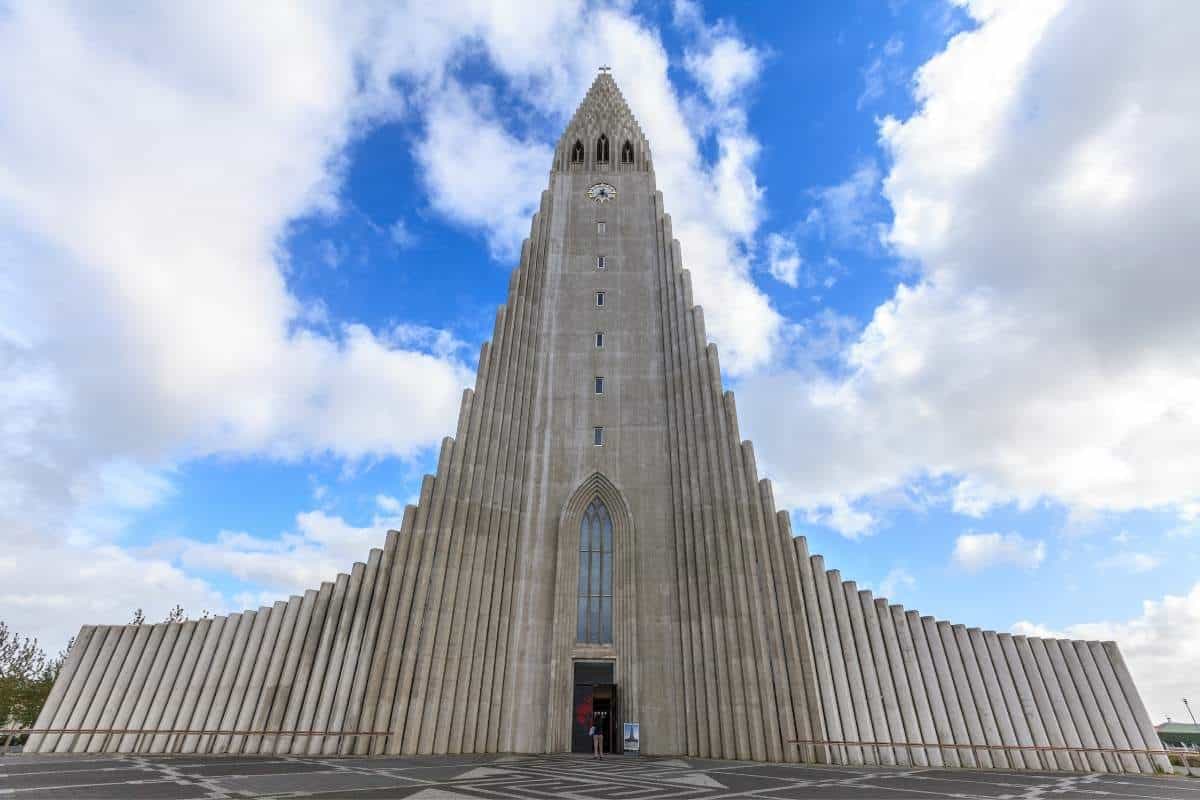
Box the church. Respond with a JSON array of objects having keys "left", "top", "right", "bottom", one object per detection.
[{"left": 27, "top": 72, "right": 1168, "bottom": 774}]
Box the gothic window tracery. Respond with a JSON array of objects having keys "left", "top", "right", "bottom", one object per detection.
[
  {"left": 596, "top": 134, "right": 610, "bottom": 163},
  {"left": 621, "top": 140, "right": 634, "bottom": 164},
  {"left": 571, "top": 140, "right": 585, "bottom": 163},
  {"left": 577, "top": 499, "right": 613, "bottom": 644}
]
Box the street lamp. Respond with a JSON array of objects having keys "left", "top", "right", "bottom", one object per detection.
[{"left": 1185, "top": 698, "right": 1198, "bottom": 726}]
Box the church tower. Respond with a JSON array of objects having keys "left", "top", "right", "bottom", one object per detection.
[{"left": 27, "top": 72, "right": 1169, "bottom": 774}]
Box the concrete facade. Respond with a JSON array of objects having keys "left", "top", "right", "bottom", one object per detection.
[{"left": 26, "top": 73, "right": 1168, "bottom": 773}]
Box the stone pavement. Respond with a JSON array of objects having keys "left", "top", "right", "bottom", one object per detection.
[{"left": 2, "top": 752, "right": 1197, "bottom": 799}]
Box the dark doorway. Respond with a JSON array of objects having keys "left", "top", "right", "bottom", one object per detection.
[{"left": 571, "top": 661, "right": 619, "bottom": 754}]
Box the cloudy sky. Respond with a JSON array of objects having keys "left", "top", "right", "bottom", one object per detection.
[{"left": 1, "top": 0, "right": 1197, "bottom": 724}]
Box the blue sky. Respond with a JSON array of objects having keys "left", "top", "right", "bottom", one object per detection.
[{"left": 1, "top": 1, "right": 1198, "bottom": 724}]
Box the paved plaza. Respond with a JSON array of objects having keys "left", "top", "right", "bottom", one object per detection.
[{"left": 2, "top": 753, "right": 1197, "bottom": 799}]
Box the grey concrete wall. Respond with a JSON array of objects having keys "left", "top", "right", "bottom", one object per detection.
[{"left": 27, "top": 72, "right": 1165, "bottom": 774}]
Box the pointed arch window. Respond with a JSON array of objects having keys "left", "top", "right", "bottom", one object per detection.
[
  {"left": 577, "top": 499, "right": 613, "bottom": 644},
  {"left": 570, "top": 140, "right": 585, "bottom": 163},
  {"left": 620, "top": 140, "right": 634, "bottom": 164},
  {"left": 595, "top": 134, "right": 610, "bottom": 164}
]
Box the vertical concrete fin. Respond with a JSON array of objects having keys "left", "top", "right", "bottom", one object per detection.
[
  {"left": 309, "top": 562, "right": 367, "bottom": 755},
  {"left": 26, "top": 625, "right": 96, "bottom": 752},
  {"left": 1104, "top": 640, "right": 1171, "bottom": 773},
  {"left": 233, "top": 600, "right": 288, "bottom": 754}
]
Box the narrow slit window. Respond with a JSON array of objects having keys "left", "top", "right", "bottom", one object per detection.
[
  {"left": 621, "top": 140, "right": 634, "bottom": 164},
  {"left": 595, "top": 331, "right": 604, "bottom": 348},
  {"left": 595, "top": 291, "right": 605, "bottom": 307},
  {"left": 597, "top": 221, "right": 606, "bottom": 234},
  {"left": 595, "top": 376, "right": 605, "bottom": 395},
  {"left": 593, "top": 426, "right": 604, "bottom": 446},
  {"left": 596, "top": 255, "right": 606, "bottom": 270}
]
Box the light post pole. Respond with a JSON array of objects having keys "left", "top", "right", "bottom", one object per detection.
[{"left": 1185, "top": 698, "right": 1198, "bottom": 726}]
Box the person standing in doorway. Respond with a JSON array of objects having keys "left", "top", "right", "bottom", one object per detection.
[{"left": 590, "top": 715, "right": 604, "bottom": 759}]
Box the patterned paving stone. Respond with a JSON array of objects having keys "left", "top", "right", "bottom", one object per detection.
[{"left": 2, "top": 753, "right": 1196, "bottom": 799}]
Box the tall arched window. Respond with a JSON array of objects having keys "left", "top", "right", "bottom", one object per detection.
[
  {"left": 620, "top": 140, "right": 634, "bottom": 164},
  {"left": 595, "top": 134, "right": 610, "bottom": 164},
  {"left": 577, "top": 499, "right": 613, "bottom": 644},
  {"left": 570, "top": 140, "right": 585, "bottom": 163}
]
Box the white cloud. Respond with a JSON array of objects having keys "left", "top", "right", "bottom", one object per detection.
[
  {"left": 878, "top": 566, "right": 916, "bottom": 602},
  {"left": 0, "top": 1, "right": 784, "bottom": 648},
  {"left": 765, "top": 233, "right": 802, "bottom": 287},
  {"left": 952, "top": 532, "right": 1045, "bottom": 572},
  {"left": 389, "top": 218, "right": 417, "bottom": 248},
  {"left": 1016, "top": 582, "right": 1200, "bottom": 723},
  {"left": 1097, "top": 551, "right": 1161, "bottom": 574},
  {"left": 857, "top": 35, "right": 905, "bottom": 110},
  {"left": 740, "top": 0, "right": 1200, "bottom": 528},
  {"left": 172, "top": 509, "right": 400, "bottom": 596},
  {"left": 375, "top": 493, "right": 403, "bottom": 514}
]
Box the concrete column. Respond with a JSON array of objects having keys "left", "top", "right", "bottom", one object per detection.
[
  {"left": 904, "top": 612, "right": 953, "bottom": 767},
  {"left": 655, "top": 201, "right": 700, "bottom": 757},
  {"left": 1027, "top": 637, "right": 1092, "bottom": 771},
  {"left": 1074, "top": 641, "right": 1139, "bottom": 772},
  {"left": 259, "top": 590, "right": 315, "bottom": 755},
  {"left": 277, "top": 583, "right": 333, "bottom": 754},
  {"left": 100, "top": 623, "right": 164, "bottom": 753},
  {"left": 1052, "top": 638, "right": 1119, "bottom": 771},
  {"left": 795, "top": 538, "right": 841, "bottom": 765},
  {"left": 1087, "top": 641, "right": 1151, "bottom": 773},
  {"left": 299, "top": 573, "right": 350, "bottom": 752},
  {"left": 812, "top": 558, "right": 861, "bottom": 764},
  {"left": 149, "top": 618, "right": 210, "bottom": 753},
  {"left": 233, "top": 600, "right": 288, "bottom": 755},
  {"left": 1103, "top": 641, "right": 1172, "bottom": 773},
  {"left": 1012, "top": 635, "right": 1076, "bottom": 771},
  {"left": 167, "top": 616, "right": 224, "bottom": 753},
  {"left": 964, "top": 628, "right": 1020, "bottom": 768},
  {"left": 36, "top": 625, "right": 102, "bottom": 753},
  {"left": 770, "top": 507, "right": 824, "bottom": 764},
  {"left": 949, "top": 625, "right": 1003, "bottom": 768},
  {"left": 213, "top": 607, "right": 271, "bottom": 753},
  {"left": 837, "top": 582, "right": 887, "bottom": 764},
  {"left": 245, "top": 595, "right": 303, "bottom": 755},
  {"left": 921, "top": 617, "right": 973, "bottom": 767},
  {"left": 980, "top": 630, "right": 1035, "bottom": 769},
  {"left": 387, "top": 442, "right": 452, "bottom": 754},
  {"left": 309, "top": 564, "right": 365, "bottom": 754},
  {"left": 700, "top": 359, "right": 767, "bottom": 762},
  {"left": 724, "top": 415, "right": 784, "bottom": 762},
  {"left": 361, "top": 517, "right": 416, "bottom": 756},
  {"left": 883, "top": 605, "right": 935, "bottom": 767},
  {"left": 119, "top": 622, "right": 181, "bottom": 753},
  {"left": 74, "top": 625, "right": 137, "bottom": 753},
  {"left": 1040, "top": 638, "right": 1107, "bottom": 771},
  {"left": 859, "top": 592, "right": 905, "bottom": 765},
  {"left": 183, "top": 612, "right": 243, "bottom": 754},
  {"left": 26, "top": 626, "right": 94, "bottom": 752},
  {"left": 329, "top": 550, "right": 383, "bottom": 755},
  {"left": 375, "top": 497, "right": 429, "bottom": 755}
]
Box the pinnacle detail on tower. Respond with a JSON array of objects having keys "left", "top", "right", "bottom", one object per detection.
[{"left": 554, "top": 71, "right": 651, "bottom": 173}]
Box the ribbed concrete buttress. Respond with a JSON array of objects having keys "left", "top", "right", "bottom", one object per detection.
[{"left": 25, "top": 73, "right": 1169, "bottom": 773}]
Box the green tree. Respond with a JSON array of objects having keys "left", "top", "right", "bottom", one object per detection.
[{"left": 0, "top": 622, "right": 67, "bottom": 735}]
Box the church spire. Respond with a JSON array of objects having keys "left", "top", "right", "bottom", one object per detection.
[{"left": 554, "top": 70, "right": 651, "bottom": 173}]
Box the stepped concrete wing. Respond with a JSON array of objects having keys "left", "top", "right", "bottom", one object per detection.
[{"left": 24, "top": 72, "right": 1169, "bottom": 774}]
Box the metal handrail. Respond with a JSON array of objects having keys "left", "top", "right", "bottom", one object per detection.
[
  {"left": 787, "top": 736, "right": 1174, "bottom": 773},
  {"left": 0, "top": 727, "right": 392, "bottom": 756}
]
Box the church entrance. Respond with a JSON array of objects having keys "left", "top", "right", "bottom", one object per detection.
[{"left": 571, "top": 661, "right": 619, "bottom": 754}]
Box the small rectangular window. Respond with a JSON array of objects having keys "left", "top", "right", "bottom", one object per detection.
[
  {"left": 593, "top": 426, "right": 604, "bottom": 446},
  {"left": 595, "top": 376, "right": 605, "bottom": 395},
  {"left": 595, "top": 291, "right": 605, "bottom": 307},
  {"left": 596, "top": 255, "right": 606, "bottom": 270},
  {"left": 597, "top": 221, "right": 606, "bottom": 234},
  {"left": 595, "top": 331, "right": 604, "bottom": 348}
]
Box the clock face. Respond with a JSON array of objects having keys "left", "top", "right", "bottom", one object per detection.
[{"left": 587, "top": 183, "right": 616, "bottom": 203}]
